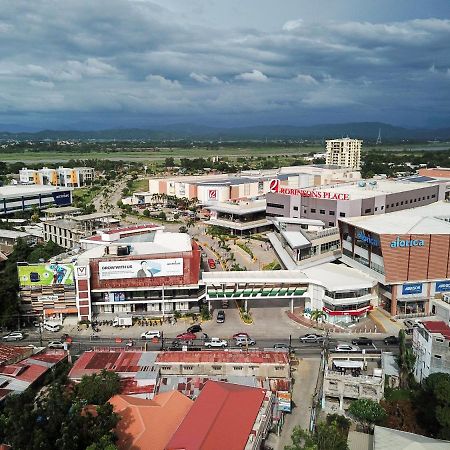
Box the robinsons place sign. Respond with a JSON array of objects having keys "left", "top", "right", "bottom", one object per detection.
[
  {"left": 269, "top": 179, "right": 350, "bottom": 200},
  {"left": 390, "top": 237, "right": 425, "bottom": 248}
]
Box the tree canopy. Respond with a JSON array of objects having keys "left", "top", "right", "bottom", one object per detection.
[
  {"left": 77, "top": 370, "right": 121, "bottom": 405},
  {"left": 348, "top": 398, "right": 387, "bottom": 431}
]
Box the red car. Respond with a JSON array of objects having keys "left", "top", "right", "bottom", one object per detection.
[
  {"left": 233, "top": 332, "right": 250, "bottom": 339},
  {"left": 176, "top": 332, "right": 197, "bottom": 340},
  {"left": 208, "top": 259, "right": 216, "bottom": 269}
]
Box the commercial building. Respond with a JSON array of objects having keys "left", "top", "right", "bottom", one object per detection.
[
  {"left": 339, "top": 201, "right": 450, "bottom": 317},
  {"left": 74, "top": 230, "right": 201, "bottom": 321},
  {"left": 418, "top": 167, "right": 450, "bottom": 180},
  {"left": 19, "top": 166, "right": 95, "bottom": 187},
  {"left": 267, "top": 178, "right": 446, "bottom": 227},
  {"left": 268, "top": 217, "right": 341, "bottom": 269},
  {"left": 166, "top": 380, "right": 274, "bottom": 450},
  {"left": 325, "top": 138, "right": 362, "bottom": 169},
  {"left": 302, "top": 263, "right": 377, "bottom": 325},
  {"left": 0, "top": 185, "right": 73, "bottom": 215},
  {"left": 413, "top": 320, "right": 450, "bottom": 382},
  {"left": 43, "top": 212, "right": 118, "bottom": 249},
  {"left": 17, "top": 261, "right": 77, "bottom": 316},
  {"left": 143, "top": 166, "right": 361, "bottom": 206},
  {"left": 206, "top": 199, "right": 272, "bottom": 235}
]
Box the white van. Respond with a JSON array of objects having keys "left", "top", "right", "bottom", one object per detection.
[{"left": 44, "top": 322, "right": 61, "bottom": 332}]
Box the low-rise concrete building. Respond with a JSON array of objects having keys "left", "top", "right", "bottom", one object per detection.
[
  {"left": 323, "top": 353, "right": 384, "bottom": 412},
  {"left": 413, "top": 320, "right": 450, "bottom": 382},
  {"left": 155, "top": 350, "right": 290, "bottom": 379}
]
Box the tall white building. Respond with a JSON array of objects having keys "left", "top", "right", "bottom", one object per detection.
[{"left": 325, "top": 138, "right": 362, "bottom": 169}]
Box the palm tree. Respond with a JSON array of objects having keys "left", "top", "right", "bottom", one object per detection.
[
  {"left": 397, "top": 329, "right": 416, "bottom": 388},
  {"left": 310, "top": 309, "right": 327, "bottom": 328}
]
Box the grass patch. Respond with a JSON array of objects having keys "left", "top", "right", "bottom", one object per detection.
[
  {"left": 262, "top": 260, "right": 281, "bottom": 270},
  {"left": 384, "top": 387, "right": 414, "bottom": 402},
  {"left": 129, "top": 178, "right": 148, "bottom": 192}
]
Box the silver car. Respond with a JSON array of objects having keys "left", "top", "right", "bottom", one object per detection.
[{"left": 2, "top": 332, "right": 24, "bottom": 341}]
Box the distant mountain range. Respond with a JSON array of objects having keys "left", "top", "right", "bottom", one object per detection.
[{"left": 0, "top": 122, "right": 449, "bottom": 141}]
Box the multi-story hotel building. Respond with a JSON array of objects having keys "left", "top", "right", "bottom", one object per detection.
[{"left": 325, "top": 138, "right": 362, "bottom": 169}]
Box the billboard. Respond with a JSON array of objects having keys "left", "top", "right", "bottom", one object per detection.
[
  {"left": 401, "top": 283, "right": 423, "bottom": 295},
  {"left": 98, "top": 258, "right": 184, "bottom": 280},
  {"left": 52, "top": 191, "right": 71, "bottom": 206},
  {"left": 18, "top": 263, "right": 75, "bottom": 286},
  {"left": 277, "top": 391, "right": 292, "bottom": 412},
  {"left": 436, "top": 280, "right": 450, "bottom": 293}
]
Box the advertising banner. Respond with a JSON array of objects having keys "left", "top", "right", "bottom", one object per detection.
[
  {"left": 277, "top": 391, "right": 292, "bottom": 412},
  {"left": 401, "top": 283, "right": 423, "bottom": 295},
  {"left": 436, "top": 280, "right": 450, "bottom": 293},
  {"left": 52, "top": 191, "right": 71, "bottom": 205},
  {"left": 18, "top": 263, "right": 75, "bottom": 286},
  {"left": 98, "top": 258, "right": 184, "bottom": 280},
  {"left": 269, "top": 179, "right": 349, "bottom": 200}
]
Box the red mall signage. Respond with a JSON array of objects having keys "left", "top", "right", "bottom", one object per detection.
[{"left": 269, "top": 179, "right": 350, "bottom": 200}]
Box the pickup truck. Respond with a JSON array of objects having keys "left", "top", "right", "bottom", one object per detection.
[{"left": 204, "top": 337, "right": 228, "bottom": 348}]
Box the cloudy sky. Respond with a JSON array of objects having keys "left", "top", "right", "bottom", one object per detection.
[{"left": 1, "top": 0, "right": 449, "bottom": 130}]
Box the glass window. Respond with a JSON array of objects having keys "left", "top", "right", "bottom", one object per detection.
[
  {"left": 364, "top": 208, "right": 371, "bottom": 214},
  {"left": 340, "top": 212, "right": 346, "bottom": 217},
  {"left": 329, "top": 211, "right": 335, "bottom": 215},
  {"left": 320, "top": 210, "right": 325, "bottom": 214},
  {"left": 311, "top": 208, "right": 316, "bottom": 213}
]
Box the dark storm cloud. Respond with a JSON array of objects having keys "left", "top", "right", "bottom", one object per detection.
[{"left": 0, "top": 0, "right": 449, "bottom": 128}]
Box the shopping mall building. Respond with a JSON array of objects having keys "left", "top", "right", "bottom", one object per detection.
[{"left": 339, "top": 202, "right": 450, "bottom": 317}]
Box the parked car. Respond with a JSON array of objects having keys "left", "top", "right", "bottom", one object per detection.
[
  {"left": 2, "top": 331, "right": 24, "bottom": 341},
  {"left": 351, "top": 337, "right": 373, "bottom": 346},
  {"left": 43, "top": 322, "right": 61, "bottom": 332},
  {"left": 140, "top": 330, "right": 161, "bottom": 340},
  {"left": 333, "top": 344, "right": 360, "bottom": 352},
  {"left": 208, "top": 258, "right": 216, "bottom": 269},
  {"left": 234, "top": 336, "right": 256, "bottom": 347},
  {"left": 187, "top": 324, "right": 202, "bottom": 333},
  {"left": 48, "top": 341, "right": 65, "bottom": 349},
  {"left": 404, "top": 319, "right": 420, "bottom": 329},
  {"left": 273, "top": 343, "right": 289, "bottom": 349},
  {"left": 232, "top": 332, "right": 250, "bottom": 339},
  {"left": 300, "top": 334, "right": 324, "bottom": 343},
  {"left": 176, "top": 332, "right": 197, "bottom": 341},
  {"left": 384, "top": 335, "right": 400, "bottom": 345},
  {"left": 204, "top": 337, "right": 228, "bottom": 348},
  {"left": 216, "top": 310, "right": 225, "bottom": 323}
]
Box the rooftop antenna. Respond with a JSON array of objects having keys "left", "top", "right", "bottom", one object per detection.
[{"left": 376, "top": 128, "right": 382, "bottom": 145}]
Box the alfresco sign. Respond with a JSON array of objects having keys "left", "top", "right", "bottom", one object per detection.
[{"left": 269, "top": 179, "right": 349, "bottom": 200}]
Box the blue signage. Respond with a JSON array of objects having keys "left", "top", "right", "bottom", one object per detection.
[
  {"left": 52, "top": 191, "right": 71, "bottom": 206},
  {"left": 390, "top": 237, "right": 425, "bottom": 248},
  {"left": 436, "top": 281, "right": 450, "bottom": 293},
  {"left": 402, "top": 283, "right": 423, "bottom": 295},
  {"left": 357, "top": 231, "right": 380, "bottom": 247}
]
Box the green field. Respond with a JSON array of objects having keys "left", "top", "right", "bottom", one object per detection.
[{"left": 1, "top": 142, "right": 448, "bottom": 164}]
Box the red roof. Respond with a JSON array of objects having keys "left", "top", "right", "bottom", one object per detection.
[
  {"left": 0, "top": 344, "right": 32, "bottom": 365},
  {"left": 166, "top": 381, "right": 267, "bottom": 450},
  {"left": 156, "top": 350, "right": 289, "bottom": 365},
  {"left": 68, "top": 351, "right": 145, "bottom": 379},
  {"left": 422, "top": 321, "right": 450, "bottom": 340}
]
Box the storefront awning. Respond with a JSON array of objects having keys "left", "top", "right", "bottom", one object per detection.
[{"left": 44, "top": 307, "right": 78, "bottom": 315}]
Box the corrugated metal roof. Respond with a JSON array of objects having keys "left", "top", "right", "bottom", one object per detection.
[{"left": 166, "top": 380, "right": 267, "bottom": 450}]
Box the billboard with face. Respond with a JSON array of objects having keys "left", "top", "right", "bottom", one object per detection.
[
  {"left": 98, "top": 258, "right": 184, "bottom": 280},
  {"left": 18, "top": 263, "right": 75, "bottom": 286}
]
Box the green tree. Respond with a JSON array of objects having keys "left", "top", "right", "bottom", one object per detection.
[
  {"left": 397, "top": 329, "right": 416, "bottom": 389},
  {"left": 179, "top": 226, "right": 188, "bottom": 233},
  {"left": 284, "top": 422, "right": 348, "bottom": 450},
  {"left": 165, "top": 157, "right": 175, "bottom": 167},
  {"left": 310, "top": 309, "right": 326, "bottom": 327},
  {"left": 348, "top": 399, "right": 386, "bottom": 431},
  {"left": 422, "top": 372, "right": 450, "bottom": 439},
  {"left": 77, "top": 370, "right": 121, "bottom": 405},
  {"left": 142, "top": 208, "right": 150, "bottom": 217}
]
